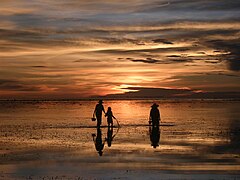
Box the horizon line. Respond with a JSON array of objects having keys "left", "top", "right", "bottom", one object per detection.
[{"left": 0, "top": 97, "right": 240, "bottom": 101}]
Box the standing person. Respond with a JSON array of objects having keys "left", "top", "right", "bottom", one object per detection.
[
  {"left": 105, "top": 107, "right": 116, "bottom": 127},
  {"left": 149, "top": 103, "right": 160, "bottom": 127},
  {"left": 93, "top": 100, "right": 105, "bottom": 127}
]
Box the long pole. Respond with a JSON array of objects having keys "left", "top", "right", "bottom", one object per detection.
[{"left": 115, "top": 118, "right": 120, "bottom": 127}]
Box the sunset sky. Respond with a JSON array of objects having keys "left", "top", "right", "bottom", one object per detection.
[{"left": 0, "top": 0, "right": 240, "bottom": 99}]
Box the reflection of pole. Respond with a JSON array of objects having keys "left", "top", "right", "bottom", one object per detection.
[
  {"left": 115, "top": 125, "right": 120, "bottom": 136},
  {"left": 115, "top": 118, "right": 120, "bottom": 127}
]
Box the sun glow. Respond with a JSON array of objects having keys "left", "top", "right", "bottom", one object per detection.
[{"left": 113, "top": 84, "right": 140, "bottom": 93}]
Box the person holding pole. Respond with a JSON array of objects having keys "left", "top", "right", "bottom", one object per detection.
[
  {"left": 105, "top": 107, "right": 116, "bottom": 127},
  {"left": 149, "top": 103, "right": 161, "bottom": 127}
]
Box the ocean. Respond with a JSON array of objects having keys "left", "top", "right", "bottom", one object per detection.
[{"left": 0, "top": 99, "right": 239, "bottom": 179}]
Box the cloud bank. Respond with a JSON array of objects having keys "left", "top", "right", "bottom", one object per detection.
[{"left": 0, "top": 0, "right": 239, "bottom": 99}]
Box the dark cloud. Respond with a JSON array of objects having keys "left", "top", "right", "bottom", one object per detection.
[
  {"left": 167, "top": 55, "right": 181, "bottom": 58},
  {"left": 0, "top": 29, "right": 40, "bottom": 38},
  {"left": 104, "top": 86, "right": 240, "bottom": 99},
  {"left": 208, "top": 72, "right": 240, "bottom": 78},
  {"left": 197, "top": 52, "right": 206, "bottom": 54},
  {"left": 0, "top": 19, "right": 239, "bottom": 51},
  {"left": 152, "top": 38, "right": 173, "bottom": 44},
  {"left": 162, "top": 73, "right": 240, "bottom": 92},
  {"left": 73, "top": 59, "right": 101, "bottom": 63},
  {"left": 204, "top": 60, "right": 219, "bottom": 64},
  {"left": 93, "top": 46, "right": 192, "bottom": 55},
  {"left": 9, "top": 13, "right": 51, "bottom": 28},
  {"left": 105, "top": 87, "right": 195, "bottom": 98},
  {"left": 163, "top": 0, "right": 240, "bottom": 11},
  {"left": 0, "top": 79, "right": 41, "bottom": 92},
  {"left": 131, "top": 58, "right": 160, "bottom": 64},
  {"left": 128, "top": 56, "right": 192, "bottom": 64},
  {"left": 206, "top": 39, "right": 240, "bottom": 71},
  {"left": 0, "top": 28, "right": 68, "bottom": 48},
  {"left": 30, "top": 66, "right": 47, "bottom": 68}
]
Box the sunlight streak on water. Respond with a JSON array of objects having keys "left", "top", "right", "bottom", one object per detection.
[{"left": 0, "top": 100, "right": 239, "bottom": 178}]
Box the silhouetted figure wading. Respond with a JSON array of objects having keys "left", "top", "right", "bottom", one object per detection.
[
  {"left": 149, "top": 103, "right": 161, "bottom": 127},
  {"left": 105, "top": 107, "right": 116, "bottom": 127},
  {"left": 93, "top": 100, "right": 105, "bottom": 127}
]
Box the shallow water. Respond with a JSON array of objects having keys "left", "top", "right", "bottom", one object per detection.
[{"left": 0, "top": 100, "right": 239, "bottom": 179}]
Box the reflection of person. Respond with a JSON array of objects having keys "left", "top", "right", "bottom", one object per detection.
[
  {"left": 92, "top": 127, "right": 105, "bottom": 156},
  {"left": 149, "top": 103, "right": 160, "bottom": 127},
  {"left": 93, "top": 100, "right": 105, "bottom": 127},
  {"left": 106, "top": 126, "right": 113, "bottom": 147},
  {"left": 105, "top": 107, "right": 116, "bottom": 127},
  {"left": 149, "top": 126, "right": 160, "bottom": 148},
  {"left": 105, "top": 125, "right": 119, "bottom": 147}
]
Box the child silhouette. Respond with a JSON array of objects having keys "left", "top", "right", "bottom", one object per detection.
[{"left": 105, "top": 107, "right": 116, "bottom": 127}]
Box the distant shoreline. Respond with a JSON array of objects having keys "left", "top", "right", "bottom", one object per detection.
[{"left": 0, "top": 98, "right": 240, "bottom": 102}]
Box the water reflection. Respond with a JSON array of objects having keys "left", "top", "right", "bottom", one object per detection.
[
  {"left": 214, "top": 117, "right": 240, "bottom": 153},
  {"left": 1, "top": 100, "right": 240, "bottom": 176},
  {"left": 92, "top": 125, "right": 120, "bottom": 156},
  {"left": 92, "top": 127, "right": 105, "bottom": 156},
  {"left": 106, "top": 126, "right": 119, "bottom": 147},
  {"left": 229, "top": 126, "right": 240, "bottom": 149},
  {"left": 229, "top": 111, "right": 240, "bottom": 151},
  {"left": 149, "top": 126, "right": 161, "bottom": 148}
]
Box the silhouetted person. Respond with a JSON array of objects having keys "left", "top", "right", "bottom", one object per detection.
[
  {"left": 149, "top": 125, "right": 160, "bottom": 148},
  {"left": 92, "top": 127, "right": 105, "bottom": 156},
  {"left": 93, "top": 100, "right": 105, "bottom": 127},
  {"left": 105, "top": 107, "right": 116, "bottom": 127},
  {"left": 149, "top": 103, "right": 160, "bottom": 127}
]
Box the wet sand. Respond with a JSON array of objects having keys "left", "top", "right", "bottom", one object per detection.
[{"left": 0, "top": 100, "right": 239, "bottom": 179}]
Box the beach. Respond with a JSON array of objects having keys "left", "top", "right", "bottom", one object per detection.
[{"left": 0, "top": 100, "right": 239, "bottom": 179}]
